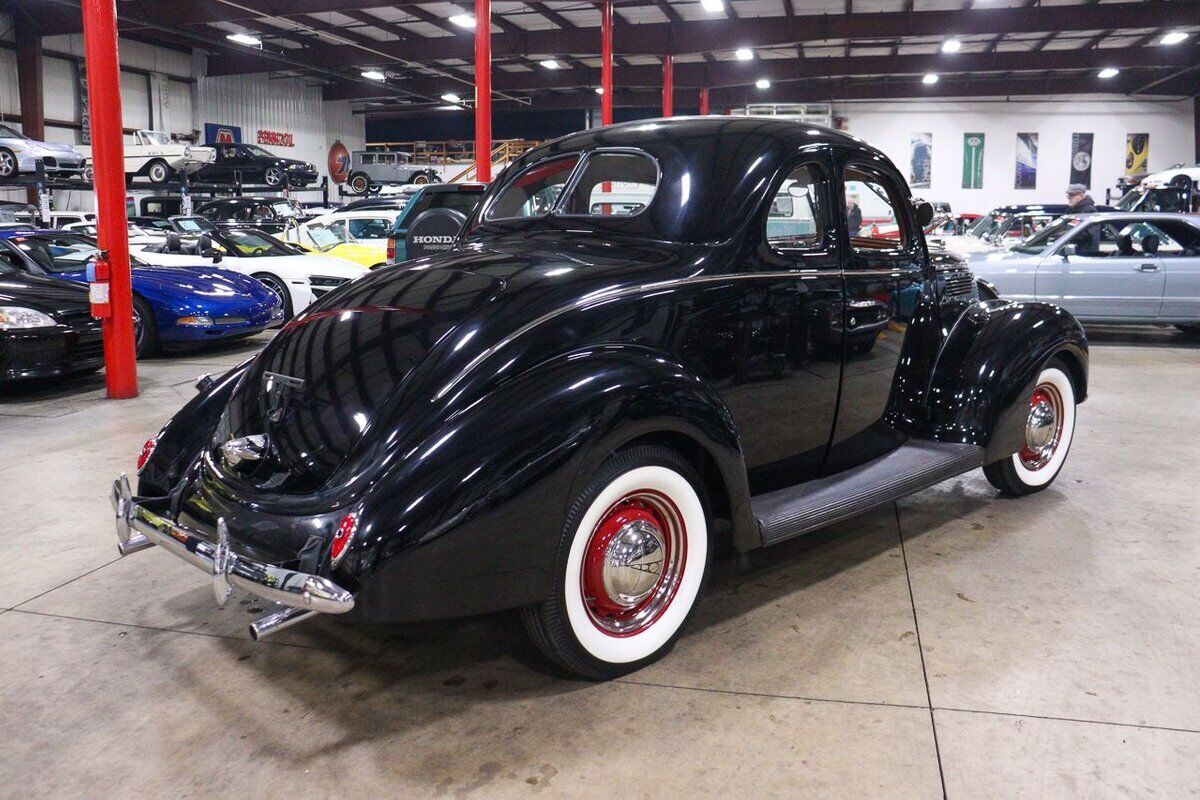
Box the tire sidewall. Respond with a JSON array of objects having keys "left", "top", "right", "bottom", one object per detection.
[
  {"left": 147, "top": 160, "right": 170, "bottom": 183},
  {"left": 0, "top": 148, "right": 16, "bottom": 177},
  {"left": 556, "top": 450, "right": 708, "bottom": 669},
  {"left": 264, "top": 167, "right": 284, "bottom": 187},
  {"left": 1009, "top": 364, "right": 1076, "bottom": 488}
]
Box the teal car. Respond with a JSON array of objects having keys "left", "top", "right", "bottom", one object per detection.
[{"left": 386, "top": 183, "right": 486, "bottom": 263}]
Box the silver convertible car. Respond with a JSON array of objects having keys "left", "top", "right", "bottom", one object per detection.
[{"left": 970, "top": 212, "right": 1200, "bottom": 333}]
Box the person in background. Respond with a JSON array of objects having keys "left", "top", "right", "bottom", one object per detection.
[
  {"left": 846, "top": 193, "right": 862, "bottom": 237},
  {"left": 1066, "top": 183, "right": 1101, "bottom": 254}
]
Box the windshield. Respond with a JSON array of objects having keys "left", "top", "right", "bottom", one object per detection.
[
  {"left": 11, "top": 234, "right": 147, "bottom": 272},
  {"left": 968, "top": 213, "right": 1000, "bottom": 238},
  {"left": 1115, "top": 189, "right": 1144, "bottom": 211},
  {"left": 305, "top": 223, "right": 355, "bottom": 251},
  {"left": 141, "top": 131, "right": 171, "bottom": 145},
  {"left": 0, "top": 124, "right": 28, "bottom": 140},
  {"left": 1011, "top": 216, "right": 1080, "bottom": 254},
  {"left": 172, "top": 216, "right": 217, "bottom": 233},
  {"left": 220, "top": 229, "right": 296, "bottom": 257},
  {"left": 242, "top": 145, "right": 276, "bottom": 158}
]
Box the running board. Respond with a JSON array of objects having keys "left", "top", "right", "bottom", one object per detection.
[{"left": 752, "top": 441, "right": 986, "bottom": 546}]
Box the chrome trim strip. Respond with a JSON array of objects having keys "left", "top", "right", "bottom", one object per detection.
[{"left": 110, "top": 474, "right": 354, "bottom": 615}]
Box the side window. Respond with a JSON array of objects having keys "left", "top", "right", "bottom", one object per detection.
[
  {"left": 560, "top": 152, "right": 658, "bottom": 217},
  {"left": 843, "top": 165, "right": 909, "bottom": 252},
  {"left": 361, "top": 154, "right": 376, "bottom": 165},
  {"left": 348, "top": 218, "right": 391, "bottom": 239},
  {"left": 1152, "top": 221, "right": 1200, "bottom": 256},
  {"left": 484, "top": 155, "right": 580, "bottom": 221},
  {"left": 766, "top": 162, "right": 827, "bottom": 252}
]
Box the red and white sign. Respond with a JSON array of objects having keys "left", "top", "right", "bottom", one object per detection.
[{"left": 256, "top": 129, "right": 295, "bottom": 147}]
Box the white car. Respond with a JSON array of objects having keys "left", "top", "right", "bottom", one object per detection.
[
  {"left": 294, "top": 210, "right": 400, "bottom": 250},
  {"left": 129, "top": 227, "right": 368, "bottom": 318},
  {"left": 1116, "top": 164, "right": 1199, "bottom": 214},
  {"left": 81, "top": 130, "right": 215, "bottom": 184}
]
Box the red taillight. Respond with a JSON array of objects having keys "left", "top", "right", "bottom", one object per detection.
[
  {"left": 386, "top": 237, "right": 395, "bottom": 261},
  {"left": 136, "top": 436, "right": 158, "bottom": 473},
  {"left": 330, "top": 512, "right": 359, "bottom": 567}
]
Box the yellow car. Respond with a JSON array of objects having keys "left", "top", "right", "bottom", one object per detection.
[{"left": 283, "top": 221, "right": 390, "bottom": 269}]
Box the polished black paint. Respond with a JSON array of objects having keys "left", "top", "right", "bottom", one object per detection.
[
  {"left": 139, "top": 117, "right": 1088, "bottom": 622},
  {"left": 0, "top": 269, "right": 103, "bottom": 380}
]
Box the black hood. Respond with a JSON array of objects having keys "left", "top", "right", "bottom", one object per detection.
[{"left": 0, "top": 271, "right": 93, "bottom": 319}]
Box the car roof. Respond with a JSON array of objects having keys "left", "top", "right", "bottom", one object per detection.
[{"left": 1073, "top": 211, "right": 1200, "bottom": 224}]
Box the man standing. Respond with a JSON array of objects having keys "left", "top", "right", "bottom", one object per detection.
[
  {"left": 1066, "top": 183, "right": 1100, "bottom": 254},
  {"left": 846, "top": 192, "right": 863, "bottom": 237}
]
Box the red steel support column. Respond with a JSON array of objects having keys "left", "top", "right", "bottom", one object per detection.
[
  {"left": 82, "top": 0, "right": 137, "bottom": 398},
  {"left": 474, "top": 0, "right": 492, "bottom": 183},
  {"left": 601, "top": 0, "right": 613, "bottom": 125},
  {"left": 661, "top": 55, "right": 673, "bottom": 117},
  {"left": 14, "top": 17, "right": 44, "bottom": 206},
  {"left": 699, "top": 87, "right": 710, "bottom": 116}
]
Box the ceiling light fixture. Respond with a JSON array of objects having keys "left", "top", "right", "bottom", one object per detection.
[
  {"left": 941, "top": 38, "right": 962, "bottom": 53},
  {"left": 701, "top": 0, "right": 724, "bottom": 11},
  {"left": 226, "top": 33, "right": 262, "bottom": 47},
  {"left": 1159, "top": 31, "right": 1188, "bottom": 45},
  {"left": 755, "top": 78, "right": 771, "bottom": 89},
  {"left": 441, "top": 92, "right": 462, "bottom": 103},
  {"left": 595, "top": 86, "right": 605, "bottom": 94},
  {"left": 440, "top": 105, "right": 464, "bottom": 111},
  {"left": 539, "top": 59, "right": 560, "bottom": 69},
  {"left": 1097, "top": 67, "right": 1120, "bottom": 79},
  {"left": 361, "top": 70, "right": 386, "bottom": 81},
  {"left": 449, "top": 14, "right": 476, "bottom": 29},
  {"left": 735, "top": 47, "right": 754, "bottom": 61},
  {"left": 922, "top": 73, "right": 939, "bottom": 84}
]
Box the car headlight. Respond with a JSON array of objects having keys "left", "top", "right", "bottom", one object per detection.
[
  {"left": 176, "top": 315, "right": 214, "bottom": 326},
  {"left": 0, "top": 306, "right": 56, "bottom": 330}
]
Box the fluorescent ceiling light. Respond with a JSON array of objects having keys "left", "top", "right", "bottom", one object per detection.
[
  {"left": 361, "top": 70, "right": 386, "bottom": 81},
  {"left": 1159, "top": 31, "right": 1188, "bottom": 45},
  {"left": 941, "top": 38, "right": 962, "bottom": 53},
  {"left": 701, "top": 0, "right": 724, "bottom": 11},
  {"left": 449, "top": 14, "right": 476, "bottom": 29},
  {"left": 735, "top": 47, "right": 754, "bottom": 61},
  {"left": 595, "top": 86, "right": 605, "bottom": 95},
  {"left": 440, "top": 93, "right": 462, "bottom": 103},
  {"left": 539, "top": 59, "right": 560, "bottom": 69},
  {"left": 1097, "top": 67, "right": 1120, "bottom": 79},
  {"left": 755, "top": 78, "right": 770, "bottom": 89},
  {"left": 922, "top": 73, "right": 939, "bottom": 84},
  {"left": 439, "top": 105, "right": 464, "bottom": 111},
  {"left": 226, "top": 33, "right": 262, "bottom": 47}
]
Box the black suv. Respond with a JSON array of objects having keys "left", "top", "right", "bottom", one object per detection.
[{"left": 194, "top": 143, "right": 318, "bottom": 188}]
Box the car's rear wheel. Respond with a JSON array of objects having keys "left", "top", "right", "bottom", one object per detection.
[
  {"left": 0, "top": 148, "right": 17, "bottom": 178},
  {"left": 132, "top": 295, "right": 159, "bottom": 357},
  {"left": 264, "top": 167, "right": 285, "bottom": 188},
  {"left": 252, "top": 272, "right": 294, "bottom": 320},
  {"left": 348, "top": 172, "right": 371, "bottom": 194},
  {"left": 146, "top": 159, "right": 172, "bottom": 184},
  {"left": 521, "top": 445, "right": 709, "bottom": 680},
  {"left": 412, "top": 172, "right": 431, "bottom": 185},
  {"left": 983, "top": 359, "right": 1076, "bottom": 495}
]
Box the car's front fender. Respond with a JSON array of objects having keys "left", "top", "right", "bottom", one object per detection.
[
  {"left": 925, "top": 299, "right": 1088, "bottom": 462},
  {"left": 346, "top": 344, "right": 752, "bottom": 622}
]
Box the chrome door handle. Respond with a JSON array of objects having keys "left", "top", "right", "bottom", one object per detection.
[{"left": 1138, "top": 263, "right": 1159, "bottom": 272}]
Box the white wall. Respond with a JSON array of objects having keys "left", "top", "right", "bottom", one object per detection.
[{"left": 836, "top": 96, "right": 1195, "bottom": 214}]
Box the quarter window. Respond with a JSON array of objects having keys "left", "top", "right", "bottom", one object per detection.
[
  {"left": 843, "top": 165, "right": 909, "bottom": 252},
  {"left": 560, "top": 152, "right": 658, "bottom": 217},
  {"left": 766, "top": 163, "right": 827, "bottom": 251},
  {"left": 485, "top": 155, "right": 580, "bottom": 221}
]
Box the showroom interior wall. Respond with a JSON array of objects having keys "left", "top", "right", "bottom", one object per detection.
[{"left": 836, "top": 96, "right": 1195, "bottom": 211}]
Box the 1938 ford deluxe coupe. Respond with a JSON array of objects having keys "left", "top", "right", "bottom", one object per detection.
[{"left": 113, "top": 118, "right": 1087, "bottom": 679}]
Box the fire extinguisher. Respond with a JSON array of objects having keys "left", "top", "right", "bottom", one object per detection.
[{"left": 86, "top": 250, "right": 112, "bottom": 319}]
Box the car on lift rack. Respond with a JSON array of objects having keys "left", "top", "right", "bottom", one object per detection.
[
  {"left": 0, "top": 230, "right": 281, "bottom": 356},
  {"left": 80, "top": 130, "right": 216, "bottom": 184},
  {"left": 193, "top": 142, "right": 319, "bottom": 188},
  {"left": 0, "top": 256, "right": 104, "bottom": 381},
  {"left": 193, "top": 196, "right": 307, "bottom": 235},
  {"left": 0, "top": 124, "right": 90, "bottom": 181},
  {"left": 113, "top": 117, "right": 1088, "bottom": 679}
]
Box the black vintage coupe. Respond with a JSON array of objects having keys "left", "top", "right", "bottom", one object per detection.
[{"left": 113, "top": 118, "right": 1087, "bottom": 679}]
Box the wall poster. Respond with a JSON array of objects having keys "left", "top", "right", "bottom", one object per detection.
[
  {"left": 1126, "top": 133, "right": 1149, "bottom": 177},
  {"left": 909, "top": 132, "right": 932, "bottom": 189},
  {"left": 1015, "top": 132, "right": 1038, "bottom": 189},
  {"left": 1069, "top": 133, "right": 1094, "bottom": 188},
  {"left": 962, "top": 133, "right": 984, "bottom": 189}
]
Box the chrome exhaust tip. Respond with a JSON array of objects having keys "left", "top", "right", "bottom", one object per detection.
[{"left": 249, "top": 605, "right": 317, "bottom": 641}]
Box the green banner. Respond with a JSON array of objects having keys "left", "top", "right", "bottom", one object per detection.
[{"left": 962, "top": 132, "right": 984, "bottom": 189}]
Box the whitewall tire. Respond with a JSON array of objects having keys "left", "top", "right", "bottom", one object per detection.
[
  {"left": 984, "top": 360, "right": 1077, "bottom": 495},
  {"left": 522, "top": 445, "right": 709, "bottom": 679}
]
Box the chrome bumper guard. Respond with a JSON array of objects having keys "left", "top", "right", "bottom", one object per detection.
[{"left": 110, "top": 474, "right": 354, "bottom": 634}]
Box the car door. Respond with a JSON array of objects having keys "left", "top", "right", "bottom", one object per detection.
[
  {"left": 700, "top": 152, "right": 844, "bottom": 493},
  {"left": 1037, "top": 220, "right": 1165, "bottom": 318},
  {"left": 1145, "top": 219, "right": 1200, "bottom": 321},
  {"left": 825, "top": 152, "right": 930, "bottom": 473}
]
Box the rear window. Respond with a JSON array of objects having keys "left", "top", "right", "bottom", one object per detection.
[
  {"left": 485, "top": 156, "right": 580, "bottom": 221},
  {"left": 559, "top": 152, "right": 658, "bottom": 217}
]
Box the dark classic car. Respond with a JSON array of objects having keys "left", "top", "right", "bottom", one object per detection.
[
  {"left": 194, "top": 196, "right": 306, "bottom": 234},
  {"left": 112, "top": 118, "right": 1088, "bottom": 679},
  {"left": 193, "top": 143, "right": 319, "bottom": 188}
]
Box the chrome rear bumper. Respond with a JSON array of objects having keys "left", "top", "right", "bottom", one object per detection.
[{"left": 110, "top": 474, "right": 354, "bottom": 635}]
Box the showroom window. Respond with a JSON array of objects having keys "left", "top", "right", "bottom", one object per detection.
[
  {"left": 765, "top": 162, "right": 828, "bottom": 252},
  {"left": 843, "top": 164, "right": 909, "bottom": 252},
  {"left": 485, "top": 155, "right": 581, "bottom": 221},
  {"left": 558, "top": 151, "right": 659, "bottom": 217}
]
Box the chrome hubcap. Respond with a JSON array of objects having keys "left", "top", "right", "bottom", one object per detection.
[
  {"left": 1020, "top": 384, "right": 1064, "bottom": 470},
  {"left": 601, "top": 519, "right": 665, "bottom": 607}
]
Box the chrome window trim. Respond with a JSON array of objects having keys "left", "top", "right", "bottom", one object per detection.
[
  {"left": 481, "top": 153, "right": 585, "bottom": 223},
  {"left": 552, "top": 147, "right": 663, "bottom": 222}
]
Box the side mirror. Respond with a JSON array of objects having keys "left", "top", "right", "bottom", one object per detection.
[
  {"left": 210, "top": 251, "right": 223, "bottom": 263},
  {"left": 1061, "top": 244, "right": 1077, "bottom": 260},
  {"left": 914, "top": 201, "right": 934, "bottom": 228}
]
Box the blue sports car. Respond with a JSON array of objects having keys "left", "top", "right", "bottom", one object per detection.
[{"left": 0, "top": 230, "right": 281, "bottom": 355}]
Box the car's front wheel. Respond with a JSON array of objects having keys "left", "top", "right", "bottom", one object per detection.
[
  {"left": 522, "top": 445, "right": 709, "bottom": 680},
  {"left": 252, "top": 272, "right": 294, "bottom": 320},
  {"left": 983, "top": 359, "right": 1077, "bottom": 495},
  {"left": 0, "top": 148, "right": 17, "bottom": 178},
  {"left": 263, "top": 167, "right": 285, "bottom": 187}
]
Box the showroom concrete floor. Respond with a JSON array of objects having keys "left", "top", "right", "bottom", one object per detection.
[{"left": 1, "top": 327, "right": 1198, "bottom": 798}]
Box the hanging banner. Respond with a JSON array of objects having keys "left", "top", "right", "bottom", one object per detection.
[
  {"left": 962, "top": 132, "right": 984, "bottom": 189},
  {"left": 1069, "top": 133, "right": 1093, "bottom": 188},
  {"left": 75, "top": 62, "right": 90, "bottom": 145},
  {"left": 909, "top": 132, "right": 932, "bottom": 189},
  {"left": 1126, "top": 133, "right": 1149, "bottom": 177},
  {"left": 1015, "top": 132, "right": 1038, "bottom": 189}
]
